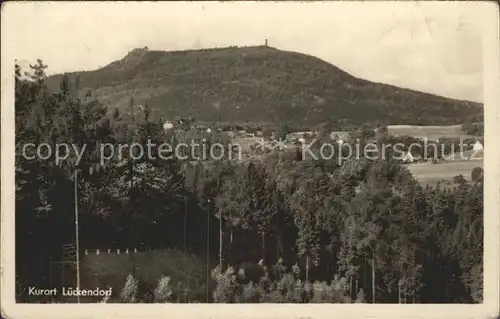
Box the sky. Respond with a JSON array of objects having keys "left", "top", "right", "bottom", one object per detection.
[{"left": 5, "top": 1, "right": 485, "bottom": 102}]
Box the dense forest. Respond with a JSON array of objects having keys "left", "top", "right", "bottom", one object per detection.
[
  {"left": 16, "top": 61, "right": 483, "bottom": 303},
  {"left": 44, "top": 46, "right": 483, "bottom": 129}
]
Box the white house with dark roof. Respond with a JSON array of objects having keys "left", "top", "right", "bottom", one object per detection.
[
  {"left": 163, "top": 121, "right": 174, "bottom": 130},
  {"left": 402, "top": 151, "right": 415, "bottom": 163},
  {"left": 473, "top": 141, "right": 483, "bottom": 151}
]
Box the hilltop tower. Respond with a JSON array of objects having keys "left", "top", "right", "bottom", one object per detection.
[{"left": 265, "top": 39, "right": 268, "bottom": 46}]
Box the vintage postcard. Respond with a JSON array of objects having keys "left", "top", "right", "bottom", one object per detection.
[{"left": 1, "top": 1, "right": 499, "bottom": 318}]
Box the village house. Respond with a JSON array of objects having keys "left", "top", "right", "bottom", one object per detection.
[
  {"left": 473, "top": 140, "right": 483, "bottom": 151},
  {"left": 467, "top": 140, "right": 484, "bottom": 160},
  {"left": 402, "top": 151, "right": 415, "bottom": 163},
  {"left": 286, "top": 131, "right": 313, "bottom": 142},
  {"left": 163, "top": 121, "right": 174, "bottom": 131},
  {"left": 329, "top": 131, "right": 350, "bottom": 143}
]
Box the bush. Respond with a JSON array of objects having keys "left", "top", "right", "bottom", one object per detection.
[
  {"left": 100, "top": 294, "right": 110, "bottom": 303},
  {"left": 471, "top": 167, "right": 483, "bottom": 182},
  {"left": 355, "top": 289, "right": 366, "bottom": 303},
  {"left": 453, "top": 174, "right": 467, "bottom": 185},
  {"left": 240, "top": 282, "right": 264, "bottom": 303},
  {"left": 212, "top": 266, "right": 239, "bottom": 303},
  {"left": 154, "top": 276, "right": 173, "bottom": 302},
  {"left": 268, "top": 273, "right": 304, "bottom": 302},
  {"left": 120, "top": 274, "right": 139, "bottom": 302},
  {"left": 208, "top": 261, "right": 355, "bottom": 303}
]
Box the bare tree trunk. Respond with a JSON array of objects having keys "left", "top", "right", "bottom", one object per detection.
[
  {"left": 261, "top": 231, "right": 266, "bottom": 261},
  {"left": 184, "top": 195, "right": 187, "bottom": 253},
  {"left": 229, "top": 226, "right": 233, "bottom": 264},
  {"left": 184, "top": 195, "right": 187, "bottom": 276},
  {"left": 402, "top": 280, "right": 407, "bottom": 304},
  {"left": 61, "top": 264, "right": 64, "bottom": 291},
  {"left": 355, "top": 279, "right": 358, "bottom": 299},
  {"left": 349, "top": 276, "right": 353, "bottom": 299},
  {"left": 364, "top": 254, "right": 367, "bottom": 293},
  {"left": 200, "top": 222, "right": 203, "bottom": 257},
  {"left": 306, "top": 256, "right": 310, "bottom": 282},
  {"left": 372, "top": 250, "right": 376, "bottom": 303},
  {"left": 200, "top": 221, "right": 204, "bottom": 287},
  {"left": 219, "top": 214, "right": 223, "bottom": 270},
  {"left": 398, "top": 280, "right": 401, "bottom": 304},
  {"left": 49, "top": 257, "right": 53, "bottom": 288},
  {"left": 74, "top": 169, "right": 80, "bottom": 304},
  {"left": 206, "top": 209, "right": 210, "bottom": 302},
  {"left": 276, "top": 236, "right": 281, "bottom": 259},
  {"left": 49, "top": 258, "right": 56, "bottom": 302}
]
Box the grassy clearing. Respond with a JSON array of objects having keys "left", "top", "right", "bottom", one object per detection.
[
  {"left": 405, "top": 159, "right": 483, "bottom": 186},
  {"left": 387, "top": 124, "right": 474, "bottom": 140},
  {"left": 80, "top": 249, "right": 212, "bottom": 301}
]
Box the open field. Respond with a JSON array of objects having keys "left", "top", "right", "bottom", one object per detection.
[
  {"left": 388, "top": 124, "right": 474, "bottom": 140},
  {"left": 405, "top": 158, "right": 483, "bottom": 185},
  {"left": 78, "top": 249, "right": 212, "bottom": 302}
]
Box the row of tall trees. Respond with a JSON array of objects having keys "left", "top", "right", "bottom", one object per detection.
[{"left": 15, "top": 61, "right": 483, "bottom": 303}]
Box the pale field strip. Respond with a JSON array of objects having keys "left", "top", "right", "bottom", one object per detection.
[
  {"left": 387, "top": 125, "right": 474, "bottom": 140},
  {"left": 405, "top": 159, "right": 484, "bottom": 185}
]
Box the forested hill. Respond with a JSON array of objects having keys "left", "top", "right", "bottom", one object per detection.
[{"left": 45, "top": 46, "right": 483, "bottom": 128}]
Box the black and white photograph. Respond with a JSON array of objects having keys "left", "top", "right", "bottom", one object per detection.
[{"left": 1, "top": 1, "right": 499, "bottom": 318}]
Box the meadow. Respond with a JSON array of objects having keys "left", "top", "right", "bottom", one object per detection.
[
  {"left": 387, "top": 124, "right": 474, "bottom": 140},
  {"left": 52, "top": 249, "right": 212, "bottom": 303},
  {"left": 406, "top": 158, "right": 483, "bottom": 186}
]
